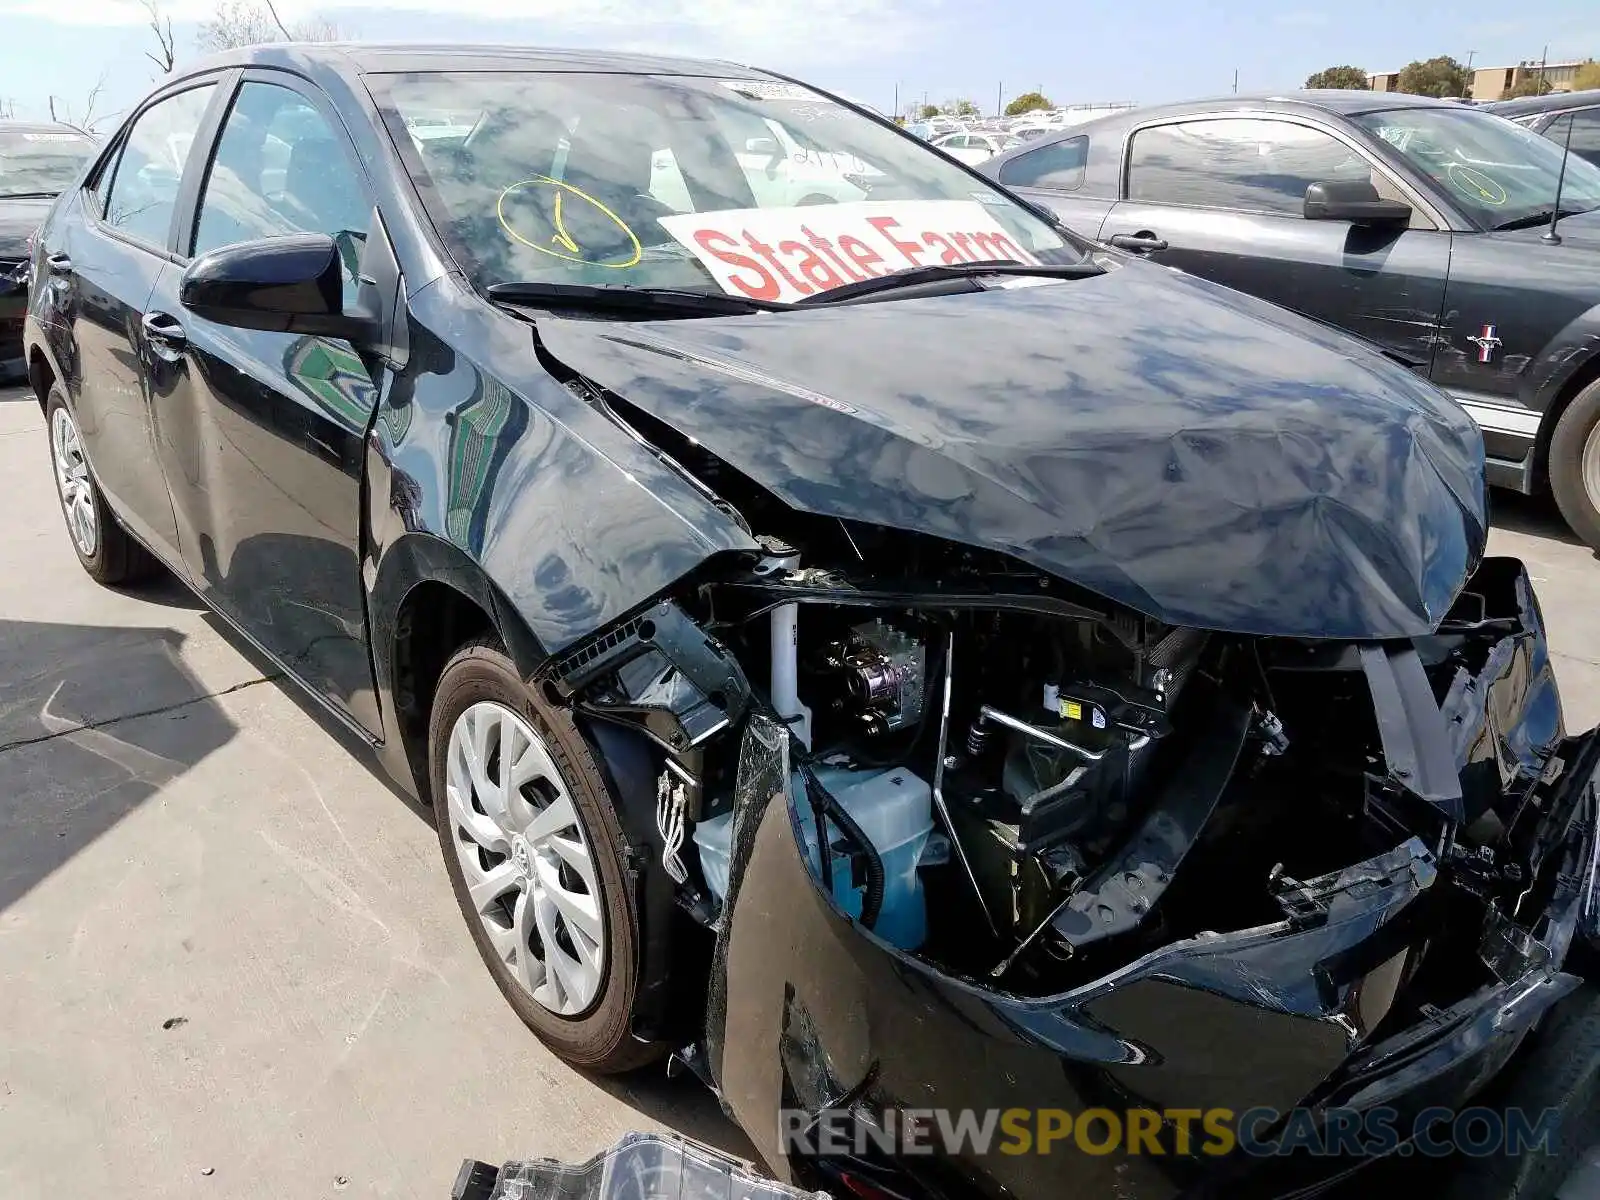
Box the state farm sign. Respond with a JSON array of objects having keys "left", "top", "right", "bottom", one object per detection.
[{"left": 658, "top": 200, "right": 1039, "bottom": 304}]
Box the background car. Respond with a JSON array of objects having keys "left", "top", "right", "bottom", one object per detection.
[
  {"left": 932, "top": 128, "right": 1020, "bottom": 163},
  {"left": 1485, "top": 88, "right": 1600, "bottom": 167},
  {"left": 905, "top": 115, "right": 964, "bottom": 141},
  {"left": 982, "top": 91, "right": 1600, "bottom": 551},
  {"left": 0, "top": 121, "right": 97, "bottom": 378}
]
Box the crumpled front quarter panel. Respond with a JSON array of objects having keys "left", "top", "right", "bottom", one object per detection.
[{"left": 369, "top": 283, "right": 758, "bottom": 656}]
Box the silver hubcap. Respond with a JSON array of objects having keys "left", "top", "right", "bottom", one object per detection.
[
  {"left": 1584, "top": 420, "right": 1600, "bottom": 516},
  {"left": 50, "top": 406, "right": 97, "bottom": 558},
  {"left": 446, "top": 702, "right": 606, "bottom": 1016}
]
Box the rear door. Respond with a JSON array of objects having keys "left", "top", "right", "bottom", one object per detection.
[
  {"left": 142, "top": 72, "right": 385, "bottom": 734},
  {"left": 991, "top": 135, "right": 1119, "bottom": 241},
  {"left": 1102, "top": 115, "right": 1452, "bottom": 371},
  {"left": 62, "top": 81, "right": 220, "bottom": 561}
]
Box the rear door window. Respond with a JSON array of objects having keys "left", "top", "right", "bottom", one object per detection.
[{"left": 101, "top": 85, "right": 215, "bottom": 250}]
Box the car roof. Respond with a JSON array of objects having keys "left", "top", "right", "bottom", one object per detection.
[
  {"left": 981, "top": 90, "right": 1482, "bottom": 169},
  {"left": 1483, "top": 87, "right": 1600, "bottom": 117},
  {"left": 173, "top": 41, "right": 765, "bottom": 84}
]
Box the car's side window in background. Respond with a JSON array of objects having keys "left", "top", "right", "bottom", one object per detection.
[
  {"left": 101, "top": 85, "right": 215, "bottom": 250},
  {"left": 997, "top": 136, "right": 1088, "bottom": 191},
  {"left": 192, "top": 81, "right": 370, "bottom": 306},
  {"left": 1565, "top": 108, "right": 1600, "bottom": 168},
  {"left": 1128, "top": 118, "right": 1370, "bottom": 215}
]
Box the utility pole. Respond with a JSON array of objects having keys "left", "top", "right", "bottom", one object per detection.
[
  {"left": 1232, "top": 69, "right": 1239, "bottom": 94},
  {"left": 1539, "top": 44, "right": 1549, "bottom": 91},
  {"left": 1464, "top": 50, "right": 1476, "bottom": 99},
  {"left": 997, "top": 81, "right": 1003, "bottom": 118},
  {"left": 893, "top": 82, "right": 899, "bottom": 120}
]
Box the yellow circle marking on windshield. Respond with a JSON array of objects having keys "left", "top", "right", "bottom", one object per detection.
[
  {"left": 496, "top": 176, "right": 642, "bottom": 269},
  {"left": 1446, "top": 164, "right": 1508, "bottom": 206}
]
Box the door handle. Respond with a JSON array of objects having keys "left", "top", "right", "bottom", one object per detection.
[
  {"left": 46, "top": 252, "right": 72, "bottom": 273},
  {"left": 141, "top": 311, "right": 187, "bottom": 359},
  {"left": 1107, "top": 233, "right": 1169, "bottom": 253}
]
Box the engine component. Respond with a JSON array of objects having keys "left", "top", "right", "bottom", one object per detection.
[
  {"left": 824, "top": 619, "right": 927, "bottom": 737},
  {"left": 766, "top": 542, "right": 813, "bottom": 750}
]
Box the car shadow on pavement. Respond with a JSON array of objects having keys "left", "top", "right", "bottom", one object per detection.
[
  {"left": 0, "top": 616, "right": 240, "bottom": 915},
  {"left": 1490, "top": 488, "right": 1590, "bottom": 551},
  {"left": 595, "top": 1069, "right": 763, "bottom": 1166}
]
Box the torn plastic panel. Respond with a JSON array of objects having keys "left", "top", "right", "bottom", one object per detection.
[{"left": 452, "top": 1132, "right": 826, "bottom": 1200}]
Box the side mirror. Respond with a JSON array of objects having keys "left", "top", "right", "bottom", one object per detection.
[
  {"left": 1303, "top": 180, "right": 1412, "bottom": 225},
  {"left": 179, "top": 233, "right": 373, "bottom": 339},
  {"left": 745, "top": 136, "right": 780, "bottom": 156}
]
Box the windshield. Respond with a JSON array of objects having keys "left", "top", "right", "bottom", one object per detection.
[
  {"left": 0, "top": 129, "right": 96, "bottom": 198},
  {"left": 371, "top": 71, "right": 1078, "bottom": 304},
  {"left": 1354, "top": 106, "right": 1600, "bottom": 229}
]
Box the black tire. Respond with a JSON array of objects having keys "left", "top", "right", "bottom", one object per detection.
[
  {"left": 44, "top": 386, "right": 155, "bottom": 586},
  {"left": 1547, "top": 377, "right": 1600, "bottom": 554},
  {"left": 428, "top": 638, "right": 660, "bottom": 1074},
  {"left": 1440, "top": 981, "right": 1600, "bottom": 1200}
]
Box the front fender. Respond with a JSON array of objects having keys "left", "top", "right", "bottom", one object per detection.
[{"left": 373, "top": 285, "right": 758, "bottom": 656}]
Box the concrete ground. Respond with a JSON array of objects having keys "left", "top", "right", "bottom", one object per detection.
[{"left": 0, "top": 382, "right": 1596, "bottom": 1199}]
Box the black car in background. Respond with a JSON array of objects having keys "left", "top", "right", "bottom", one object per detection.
[
  {"left": 19, "top": 46, "right": 1600, "bottom": 1200},
  {"left": 981, "top": 92, "right": 1600, "bottom": 550},
  {"left": 1485, "top": 88, "right": 1600, "bottom": 167},
  {"left": 0, "top": 122, "right": 97, "bottom": 377}
]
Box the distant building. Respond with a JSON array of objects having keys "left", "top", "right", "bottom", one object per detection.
[{"left": 1369, "top": 59, "right": 1596, "bottom": 102}]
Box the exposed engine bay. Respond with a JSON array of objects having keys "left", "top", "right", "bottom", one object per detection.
[{"left": 544, "top": 499, "right": 1579, "bottom": 1009}]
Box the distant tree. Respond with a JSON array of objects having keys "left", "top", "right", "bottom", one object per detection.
[
  {"left": 1508, "top": 74, "right": 1554, "bottom": 99},
  {"left": 143, "top": 0, "right": 176, "bottom": 74},
  {"left": 1575, "top": 61, "right": 1600, "bottom": 90},
  {"left": 1304, "top": 66, "right": 1370, "bottom": 90},
  {"left": 1004, "top": 91, "right": 1052, "bottom": 116},
  {"left": 197, "top": 0, "right": 346, "bottom": 51},
  {"left": 917, "top": 103, "right": 940, "bottom": 119},
  {"left": 1395, "top": 56, "right": 1471, "bottom": 98},
  {"left": 48, "top": 71, "right": 108, "bottom": 133},
  {"left": 941, "top": 98, "right": 980, "bottom": 119}
]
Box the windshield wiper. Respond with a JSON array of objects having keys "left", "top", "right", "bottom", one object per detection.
[
  {"left": 1491, "top": 207, "right": 1591, "bottom": 232},
  {"left": 487, "top": 281, "right": 781, "bottom": 317},
  {"left": 0, "top": 191, "right": 58, "bottom": 201},
  {"left": 793, "top": 259, "right": 1103, "bottom": 306}
]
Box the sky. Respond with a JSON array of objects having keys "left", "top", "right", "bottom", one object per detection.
[{"left": 0, "top": 0, "right": 1596, "bottom": 130}]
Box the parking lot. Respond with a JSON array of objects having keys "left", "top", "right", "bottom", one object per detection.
[
  {"left": 0, "top": 378, "right": 1596, "bottom": 1200},
  {"left": 0, "top": 384, "right": 753, "bottom": 1199}
]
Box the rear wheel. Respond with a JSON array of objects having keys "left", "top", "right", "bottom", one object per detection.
[
  {"left": 428, "top": 639, "right": 659, "bottom": 1073},
  {"left": 1547, "top": 377, "right": 1600, "bottom": 554},
  {"left": 44, "top": 386, "right": 154, "bottom": 585}
]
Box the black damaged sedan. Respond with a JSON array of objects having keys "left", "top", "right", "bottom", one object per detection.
[{"left": 21, "top": 44, "right": 1600, "bottom": 1200}]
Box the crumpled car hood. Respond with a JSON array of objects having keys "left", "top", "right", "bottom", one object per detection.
[{"left": 537, "top": 259, "right": 1486, "bottom": 640}]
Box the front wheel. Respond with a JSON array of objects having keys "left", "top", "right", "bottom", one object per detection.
[
  {"left": 1547, "top": 377, "right": 1600, "bottom": 554},
  {"left": 44, "top": 386, "right": 154, "bottom": 585},
  {"left": 427, "top": 639, "right": 660, "bottom": 1073}
]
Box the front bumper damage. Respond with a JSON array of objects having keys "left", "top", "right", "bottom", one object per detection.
[
  {"left": 675, "top": 551, "right": 1600, "bottom": 1200},
  {"left": 705, "top": 719, "right": 1597, "bottom": 1200}
]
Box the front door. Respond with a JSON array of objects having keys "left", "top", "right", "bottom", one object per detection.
[
  {"left": 1102, "top": 116, "right": 1452, "bottom": 371},
  {"left": 142, "top": 74, "right": 384, "bottom": 734},
  {"left": 65, "top": 82, "right": 218, "bottom": 561}
]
